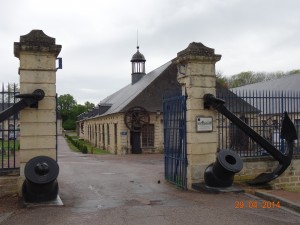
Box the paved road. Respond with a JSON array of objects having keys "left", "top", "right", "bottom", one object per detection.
[{"left": 2, "top": 136, "right": 300, "bottom": 225}]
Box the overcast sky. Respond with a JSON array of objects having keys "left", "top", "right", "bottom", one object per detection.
[{"left": 1, "top": 0, "right": 299, "bottom": 104}]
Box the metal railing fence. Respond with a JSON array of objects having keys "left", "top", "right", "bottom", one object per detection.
[
  {"left": 0, "top": 83, "right": 20, "bottom": 173},
  {"left": 217, "top": 90, "right": 300, "bottom": 157}
]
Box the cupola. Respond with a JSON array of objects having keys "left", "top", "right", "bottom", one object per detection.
[{"left": 131, "top": 46, "right": 146, "bottom": 84}]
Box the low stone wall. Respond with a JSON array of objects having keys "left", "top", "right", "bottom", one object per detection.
[
  {"left": 0, "top": 177, "right": 18, "bottom": 197},
  {"left": 235, "top": 155, "right": 300, "bottom": 190}
]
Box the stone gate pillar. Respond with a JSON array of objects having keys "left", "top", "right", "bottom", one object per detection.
[
  {"left": 14, "top": 30, "right": 62, "bottom": 194},
  {"left": 172, "top": 42, "right": 221, "bottom": 189}
]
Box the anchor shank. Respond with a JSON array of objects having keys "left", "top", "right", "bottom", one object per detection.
[
  {"left": 0, "top": 89, "right": 45, "bottom": 123},
  {"left": 204, "top": 94, "right": 286, "bottom": 163}
]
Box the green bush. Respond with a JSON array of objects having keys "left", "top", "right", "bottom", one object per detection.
[
  {"left": 66, "top": 134, "right": 89, "bottom": 154},
  {"left": 66, "top": 135, "right": 109, "bottom": 155},
  {"left": 82, "top": 146, "right": 88, "bottom": 154}
]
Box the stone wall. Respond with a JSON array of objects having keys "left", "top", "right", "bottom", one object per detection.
[
  {"left": 0, "top": 177, "right": 18, "bottom": 198},
  {"left": 81, "top": 112, "right": 164, "bottom": 155},
  {"left": 235, "top": 155, "right": 300, "bottom": 189}
]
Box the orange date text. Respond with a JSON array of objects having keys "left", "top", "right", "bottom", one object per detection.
[{"left": 234, "top": 200, "right": 280, "bottom": 209}]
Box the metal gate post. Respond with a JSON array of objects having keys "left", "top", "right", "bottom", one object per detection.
[
  {"left": 172, "top": 42, "right": 221, "bottom": 189},
  {"left": 14, "top": 30, "right": 62, "bottom": 195}
]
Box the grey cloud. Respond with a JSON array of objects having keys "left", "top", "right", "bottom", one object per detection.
[{"left": 1, "top": 0, "right": 300, "bottom": 104}]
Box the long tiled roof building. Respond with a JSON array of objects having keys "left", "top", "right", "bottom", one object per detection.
[{"left": 77, "top": 43, "right": 249, "bottom": 154}]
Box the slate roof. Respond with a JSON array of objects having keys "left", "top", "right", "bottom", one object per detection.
[
  {"left": 231, "top": 74, "right": 300, "bottom": 92},
  {"left": 77, "top": 61, "right": 180, "bottom": 121},
  {"left": 99, "top": 61, "right": 172, "bottom": 115},
  {"left": 230, "top": 74, "right": 300, "bottom": 114},
  {"left": 216, "top": 83, "right": 260, "bottom": 114}
]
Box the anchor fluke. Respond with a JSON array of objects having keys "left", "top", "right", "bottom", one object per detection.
[
  {"left": 281, "top": 111, "right": 298, "bottom": 143},
  {"left": 248, "top": 112, "right": 297, "bottom": 185}
]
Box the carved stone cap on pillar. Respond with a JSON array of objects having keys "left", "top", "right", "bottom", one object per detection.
[
  {"left": 174, "top": 42, "right": 221, "bottom": 63},
  {"left": 14, "top": 30, "right": 62, "bottom": 58}
]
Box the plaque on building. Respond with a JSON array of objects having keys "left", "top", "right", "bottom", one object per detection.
[
  {"left": 196, "top": 116, "right": 213, "bottom": 132},
  {"left": 120, "top": 131, "right": 128, "bottom": 136}
]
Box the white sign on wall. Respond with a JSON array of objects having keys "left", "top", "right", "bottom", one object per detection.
[{"left": 196, "top": 116, "right": 213, "bottom": 132}]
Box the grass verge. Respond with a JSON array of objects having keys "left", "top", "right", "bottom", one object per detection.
[{"left": 65, "top": 134, "right": 110, "bottom": 155}]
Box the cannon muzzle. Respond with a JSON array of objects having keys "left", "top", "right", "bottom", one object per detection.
[
  {"left": 22, "top": 156, "right": 59, "bottom": 202},
  {"left": 204, "top": 150, "right": 243, "bottom": 187}
]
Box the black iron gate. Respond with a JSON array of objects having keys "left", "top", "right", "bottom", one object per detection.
[
  {"left": 0, "top": 83, "right": 20, "bottom": 174},
  {"left": 163, "top": 93, "right": 187, "bottom": 189}
]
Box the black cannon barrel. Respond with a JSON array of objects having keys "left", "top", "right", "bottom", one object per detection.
[
  {"left": 204, "top": 150, "right": 243, "bottom": 187},
  {"left": 22, "top": 156, "right": 59, "bottom": 202}
]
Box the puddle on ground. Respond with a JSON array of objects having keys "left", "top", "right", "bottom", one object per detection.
[{"left": 71, "top": 199, "right": 123, "bottom": 213}]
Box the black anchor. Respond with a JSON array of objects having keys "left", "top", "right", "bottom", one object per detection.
[{"left": 204, "top": 93, "right": 297, "bottom": 185}]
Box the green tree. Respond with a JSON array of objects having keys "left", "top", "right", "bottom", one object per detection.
[
  {"left": 58, "top": 94, "right": 77, "bottom": 115},
  {"left": 58, "top": 94, "right": 76, "bottom": 130},
  {"left": 288, "top": 69, "right": 300, "bottom": 75},
  {"left": 227, "top": 70, "right": 291, "bottom": 88},
  {"left": 73, "top": 104, "right": 87, "bottom": 117},
  {"left": 84, "top": 101, "right": 95, "bottom": 111},
  {"left": 229, "top": 71, "right": 259, "bottom": 88},
  {"left": 216, "top": 71, "right": 229, "bottom": 88},
  {"left": 58, "top": 94, "right": 89, "bottom": 130}
]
